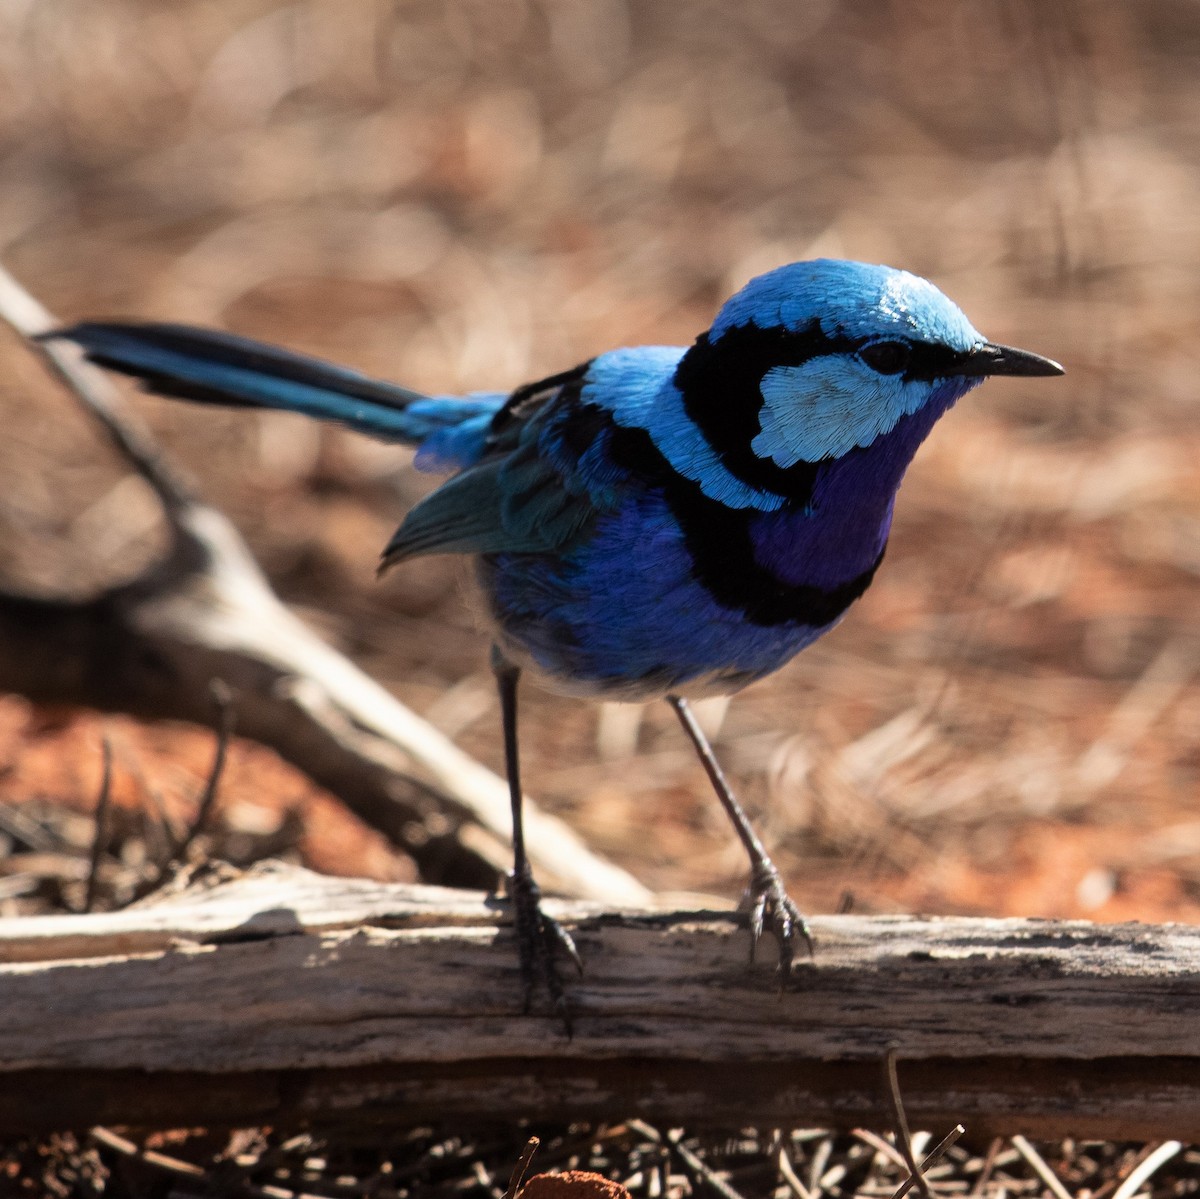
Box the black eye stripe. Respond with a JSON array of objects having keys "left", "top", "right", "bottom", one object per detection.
[{"left": 675, "top": 321, "right": 985, "bottom": 489}]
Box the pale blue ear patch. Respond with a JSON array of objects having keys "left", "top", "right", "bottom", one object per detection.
[{"left": 752, "top": 356, "right": 931, "bottom": 465}]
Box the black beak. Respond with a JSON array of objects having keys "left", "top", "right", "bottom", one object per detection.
[{"left": 954, "top": 341, "right": 1064, "bottom": 378}]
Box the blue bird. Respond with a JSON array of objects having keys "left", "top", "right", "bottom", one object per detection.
[{"left": 46, "top": 259, "right": 1062, "bottom": 1022}]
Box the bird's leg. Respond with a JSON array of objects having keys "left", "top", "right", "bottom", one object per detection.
[
  {"left": 492, "top": 647, "right": 582, "bottom": 1029},
  {"left": 667, "top": 694, "right": 813, "bottom": 976}
]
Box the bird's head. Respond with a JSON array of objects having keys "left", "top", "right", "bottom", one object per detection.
[{"left": 677, "top": 258, "right": 1062, "bottom": 482}]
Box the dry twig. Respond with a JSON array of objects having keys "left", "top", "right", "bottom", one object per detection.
[
  {"left": 176, "top": 679, "right": 236, "bottom": 854},
  {"left": 1011, "top": 1135, "right": 1074, "bottom": 1199},
  {"left": 668, "top": 1129, "right": 749, "bottom": 1199},
  {"left": 507, "top": 1136, "right": 541, "bottom": 1199},
  {"left": 883, "top": 1050, "right": 931, "bottom": 1199},
  {"left": 891, "top": 1126, "right": 966, "bottom": 1199},
  {"left": 81, "top": 736, "right": 112, "bottom": 914},
  {"left": 1109, "top": 1141, "right": 1183, "bottom": 1199}
]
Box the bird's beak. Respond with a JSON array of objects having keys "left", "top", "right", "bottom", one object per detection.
[{"left": 954, "top": 342, "right": 1064, "bottom": 378}]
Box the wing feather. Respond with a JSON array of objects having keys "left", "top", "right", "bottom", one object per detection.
[{"left": 379, "top": 383, "right": 611, "bottom": 570}]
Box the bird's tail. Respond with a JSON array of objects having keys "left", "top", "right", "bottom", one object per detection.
[{"left": 41, "top": 321, "right": 502, "bottom": 464}]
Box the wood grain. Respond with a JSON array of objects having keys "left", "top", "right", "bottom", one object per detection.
[{"left": 2, "top": 862, "right": 1199, "bottom": 1137}]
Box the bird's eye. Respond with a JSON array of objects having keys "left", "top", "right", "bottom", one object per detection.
[{"left": 859, "top": 340, "right": 911, "bottom": 375}]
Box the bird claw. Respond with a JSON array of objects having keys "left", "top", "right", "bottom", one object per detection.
[
  {"left": 507, "top": 867, "right": 582, "bottom": 1035},
  {"left": 742, "top": 862, "right": 813, "bottom": 980}
]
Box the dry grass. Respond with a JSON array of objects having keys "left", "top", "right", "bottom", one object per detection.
[{"left": 6, "top": 1123, "right": 1200, "bottom": 1199}]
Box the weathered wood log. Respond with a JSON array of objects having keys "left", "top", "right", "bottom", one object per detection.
[{"left": 3, "top": 861, "right": 1200, "bottom": 1138}]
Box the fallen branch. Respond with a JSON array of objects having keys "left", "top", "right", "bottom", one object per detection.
[
  {"left": 3, "top": 861, "right": 1200, "bottom": 1139},
  {"left": 0, "top": 261, "right": 650, "bottom": 906}
]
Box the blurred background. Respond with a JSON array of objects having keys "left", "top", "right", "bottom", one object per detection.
[{"left": 0, "top": 0, "right": 1196, "bottom": 922}]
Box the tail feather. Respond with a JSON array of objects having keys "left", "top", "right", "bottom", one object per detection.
[{"left": 41, "top": 321, "right": 496, "bottom": 452}]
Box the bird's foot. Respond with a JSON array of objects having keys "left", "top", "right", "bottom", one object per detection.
[
  {"left": 742, "top": 861, "right": 814, "bottom": 980},
  {"left": 507, "top": 866, "right": 582, "bottom": 1034}
]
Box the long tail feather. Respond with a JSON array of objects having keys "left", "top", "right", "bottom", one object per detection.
[{"left": 42, "top": 321, "right": 444, "bottom": 444}]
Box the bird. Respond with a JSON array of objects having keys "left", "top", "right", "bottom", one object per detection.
[{"left": 45, "top": 258, "right": 1063, "bottom": 1024}]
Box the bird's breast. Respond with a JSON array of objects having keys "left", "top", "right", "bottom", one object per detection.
[{"left": 476, "top": 483, "right": 887, "bottom": 700}]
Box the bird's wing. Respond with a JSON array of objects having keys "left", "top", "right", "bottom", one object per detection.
[{"left": 379, "top": 361, "right": 627, "bottom": 569}]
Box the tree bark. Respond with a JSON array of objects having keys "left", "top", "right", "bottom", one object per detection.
[{"left": 3, "top": 861, "right": 1199, "bottom": 1139}]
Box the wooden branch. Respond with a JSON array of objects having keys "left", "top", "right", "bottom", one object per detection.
[
  {"left": 4, "top": 861, "right": 1200, "bottom": 1139},
  {"left": 0, "top": 261, "right": 650, "bottom": 906}
]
